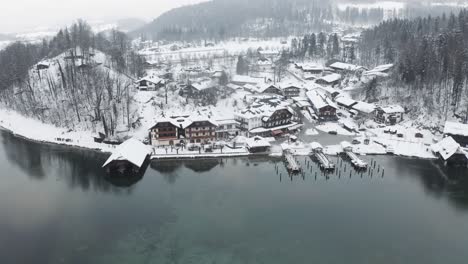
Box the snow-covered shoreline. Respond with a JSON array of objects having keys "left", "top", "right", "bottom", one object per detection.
[
  {"left": 0, "top": 107, "right": 440, "bottom": 162},
  {"left": 0, "top": 108, "right": 115, "bottom": 153}
]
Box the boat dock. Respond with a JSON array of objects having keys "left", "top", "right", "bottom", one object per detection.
[
  {"left": 284, "top": 151, "right": 301, "bottom": 173},
  {"left": 313, "top": 152, "right": 335, "bottom": 171},
  {"left": 345, "top": 151, "right": 368, "bottom": 170}
]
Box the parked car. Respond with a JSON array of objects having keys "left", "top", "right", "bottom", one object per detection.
[
  {"left": 415, "top": 133, "right": 424, "bottom": 138},
  {"left": 352, "top": 139, "right": 361, "bottom": 145}
]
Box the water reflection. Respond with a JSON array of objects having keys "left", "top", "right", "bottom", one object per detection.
[
  {"left": 371, "top": 156, "right": 468, "bottom": 211},
  {"left": 0, "top": 131, "right": 139, "bottom": 192}
]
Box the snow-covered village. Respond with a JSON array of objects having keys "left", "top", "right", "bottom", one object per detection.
[{"left": 1, "top": 1, "right": 468, "bottom": 263}]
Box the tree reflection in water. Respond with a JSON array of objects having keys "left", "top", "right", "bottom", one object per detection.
[
  {"left": 0, "top": 131, "right": 140, "bottom": 193},
  {"left": 382, "top": 156, "right": 468, "bottom": 211}
]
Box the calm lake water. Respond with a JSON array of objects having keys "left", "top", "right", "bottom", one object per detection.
[{"left": 1, "top": 130, "right": 468, "bottom": 264}]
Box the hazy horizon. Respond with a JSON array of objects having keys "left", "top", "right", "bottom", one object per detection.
[{"left": 1, "top": 0, "right": 208, "bottom": 34}]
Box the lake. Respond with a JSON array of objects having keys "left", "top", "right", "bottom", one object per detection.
[{"left": 0, "top": 130, "right": 467, "bottom": 264}]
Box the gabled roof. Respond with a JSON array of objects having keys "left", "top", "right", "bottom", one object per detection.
[
  {"left": 189, "top": 80, "right": 216, "bottom": 91},
  {"left": 366, "top": 64, "right": 394, "bottom": 73},
  {"left": 245, "top": 136, "right": 271, "bottom": 148},
  {"left": 257, "top": 83, "right": 281, "bottom": 93},
  {"left": 102, "top": 138, "right": 151, "bottom": 168},
  {"left": 306, "top": 90, "right": 338, "bottom": 110},
  {"left": 444, "top": 121, "right": 468, "bottom": 137},
  {"left": 295, "top": 63, "right": 328, "bottom": 72},
  {"left": 378, "top": 105, "right": 404, "bottom": 114},
  {"left": 352, "top": 101, "right": 376, "bottom": 114},
  {"left": 151, "top": 117, "right": 192, "bottom": 130},
  {"left": 318, "top": 73, "right": 342, "bottom": 83},
  {"left": 152, "top": 115, "right": 218, "bottom": 130},
  {"left": 431, "top": 136, "right": 466, "bottom": 161},
  {"left": 329, "top": 62, "right": 364, "bottom": 71},
  {"left": 231, "top": 75, "right": 262, "bottom": 85},
  {"left": 136, "top": 76, "right": 164, "bottom": 85},
  {"left": 310, "top": 142, "right": 323, "bottom": 150},
  {"left": 188, "top": 116, "right": 219, "bottom": 127},
  {"left": 335, "top": 96, "right": 357, "bottom": 107},
  {"left": 279, "top": 82, "right": 304, "bottom": 90}
]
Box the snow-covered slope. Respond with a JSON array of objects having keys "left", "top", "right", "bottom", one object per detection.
[{"left": 1, "top": 48, "right": 137, "bottom": 141}]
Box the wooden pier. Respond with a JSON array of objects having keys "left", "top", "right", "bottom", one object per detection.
[
  {"left": 284, "top": 152, "right": 301, "bottom": 173},
  {"left": 345, "top": 151, "right": 368, "bottom": 170},
  {"left": 313, "top": 152, "right": 335, "bottom": 171}
]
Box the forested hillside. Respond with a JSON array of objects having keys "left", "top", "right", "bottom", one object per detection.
[
  {"left": 133, "top": 0, "right": 338, "bottom": 40},
  {"left": 359, "top": 10, "right": 468, "bottom": 122},
  {"left": 0, "top": 21, "right": 146, "bottom": 138}
]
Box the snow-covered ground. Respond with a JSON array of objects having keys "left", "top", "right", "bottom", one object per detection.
[
  {"left": 305, "top": 128, "right": 319, "bottom": 136},
  {"left": 316, "top": 122, "right": 356, "bottom": 136},
  {"left": 0, "top": 108, "right": 115, "bottom": 153},
  {"left": 152, "top": 146, "right": 249, "bottom": 159}
]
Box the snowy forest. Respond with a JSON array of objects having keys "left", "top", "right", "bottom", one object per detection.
[
  {"left": 359, "top": 9, "right": 468, "bottom": 122},
  {"left": 133, "top": 0, "right": 391, "bottom": 40}
]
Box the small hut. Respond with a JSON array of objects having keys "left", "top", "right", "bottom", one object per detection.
[
  {"left": 431, "top": 137, "right": 468, "bottom": 167},
  {"left": 245, "top": 136, "right": 271, "bottom": 153},
  {"left": 341, "top": 141, "right": 353, "bottom": 152},
  {"left": 310, "top": 142, "right": 323, "bottom": 153},
  {"left": 103, "top": 138, "right": 152, "bottom": 174}
]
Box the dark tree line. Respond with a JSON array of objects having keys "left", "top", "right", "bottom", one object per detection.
[
  {"left": 359, "top": 10, "right": 468, "bottom": 121},
  {"left": 134, "top": 0, "right": 334, "bottom": 41},
  {"left": 290, "top": 32, "right": 341, "bottom": 60},
  {"left": 337, "top": 7, "right": 386, "bottom": 25}
]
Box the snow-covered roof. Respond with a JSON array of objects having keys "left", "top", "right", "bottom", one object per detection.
[
  {"left": 378, "top": 105, "right": 404, "bottom": 114},
  {"left": 236, "top": 101, "right": 293, "bottom": 120},
  {"left": 216, "top": 119, "right": 239, "bottom": 126},
  {"left": 151, "top": 117, "right": 191, "bottom": 129},
  {"left": 444, "top": 121, "right": 468, "bottom": 137},
  {"left": 190, "top": 80, "right": 216, "bottom": 91},
  {"left": 352, "top": 101, "right": 376, "bottom": 114},
  {"left": 310, "top": 142, "right": 323, "bottom": 150},
  {"left": 431, "top": 136, "right": 465, "bottom": 161},
  {"left": 136, "top": 75, "right": 164, "bottom": 85},
  {"left": 102, "top": 138, "right": 151, "bottom": 168},
  {"left": 232, "top": 75, "right": 262, "bottom": 85},
  {"left": 245, "top": 136, "right": 272, "bottom": 148},
  {"left": 341, "top": 141, "right": 353, "bottom": 150},
  {"left": 189, "top": 115, "right": 219, "bottom": 127},
  {"left": 335, "top": 96, "right": 357, "bottom": 107},
  {"left": 315, "top": 84, "right": 341, "bottom": 96},
  {"left": 329, "top": 62, "right": 364, "bottom": 71},
  {"left": 363, "top": 64, "right": 394, "bottom": 77},
  {"left": 306, "top": 90, "right": 338, "bottom": 110},
  {"left": 296, "top": 100, "right": 311, "bottom": 108},
  {"left": 279, "top": 82, "right": 304, "bottom": 90},
  {"left": 318, "top": 73, "right": 342, "bottom": 83},
  {"left": 256, "top": 83, "right": 281, "bottom": 93},
  {"left": 303, "top": 73, "right": 318, "bottom": 80},
  {"left": 152, "top": 114, "right": 218, "bottom": 129},
  {"left": 296, "top": 63, "right": 327, "bottom": 71},
  {"left": 340, "top": 119, "right": 358, "bottom": 130},
  {"left": 368, "top": 64, "right": 394, "bottom": 73}
]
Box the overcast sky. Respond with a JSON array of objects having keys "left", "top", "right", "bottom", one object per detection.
[{"left": 1, "top": 0, "right": 207, "bottom": 33}]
